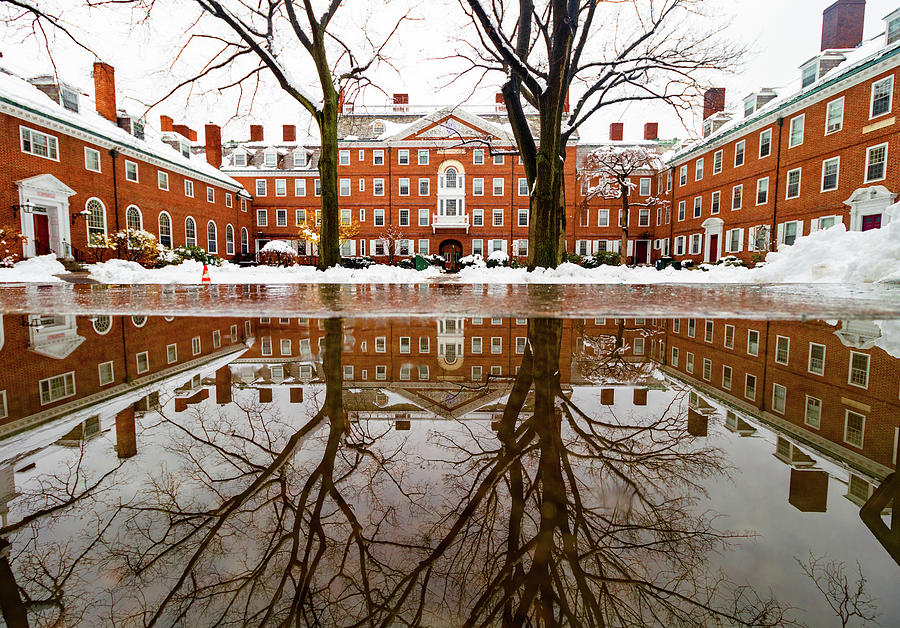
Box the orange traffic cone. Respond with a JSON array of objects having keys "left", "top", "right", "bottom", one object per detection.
[{"left": 200, "top": 264, "right": 211, "bottom": 284}]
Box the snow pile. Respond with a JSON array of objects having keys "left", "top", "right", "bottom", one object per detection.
[
  {"left": 487, "top": 250, "right": 509, "bottom": 263},
  {"left": 86, "top": 258, "right": 444, "bottom": 284},
  {"left": 754, "top": 205, "right": 900, "bottom": 283},
  {"left": 0, "top": 254, "right": 65, "bottom": 283}
]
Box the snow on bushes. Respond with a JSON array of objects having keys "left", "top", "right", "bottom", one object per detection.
[{"left": 258, "top": 240, "right": 299, "bottom": 267}]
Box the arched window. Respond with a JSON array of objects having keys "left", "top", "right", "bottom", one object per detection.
[
  {"left": 207, "top": 221, "right": 217, "bottom": 254},
  {"left": 225, "top": 224, "right": 235, "bottom": 256},
  {"left": 126, "top": 205, "right": 142, "bottom": 231},
  {"left": 158, "top": 212, "right": 172, "bottom": 248},
  {"left": 92, "top": 315, "right": 112, "bottom": 335},
  {"left": 241, "top": 227, "right": 249, "bottom": 254},
  {"left": 372, "top": 120, "right": 386, "bottom": 135},
  {"left": 185, "top": 217, "right": 197, "bottom": 247},
  {"left": 85, "top": 198, "right": 106, "bottom": 242},
  {"left": 445, "top": 167, "right": 457, "bottom": 188},
  {"left": 131, "top": 315, "right": 147, "bottom": 327}
]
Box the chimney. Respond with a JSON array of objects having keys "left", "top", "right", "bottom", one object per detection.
[
  {"left": 643, "top": 122, "right": 659, "bottom": 141},
  {"left": 609, "top": 122, "right": 624, "bottom": 141},
  {"left": 92, "top": 62, "right": 117, "bottom": 123},
  {"left": 821, "top": 0, "right": 865, "bottom": 51},
  {"left": 205, "top": 124, "right": 222, "bottom": 168},
  {"left": 172, "top": 124, "right": 193, "bottom": 141},
  {"left": 495, "top": 92, "right": 505, "bottom": 113},
  {"left": 703, "top": 87, "right": 726, "bottom": 120},
  {"left": 250, "top": 124, "right": 264, "bottom": 142},
  {"left": 159, "top": 115, "right": 173, "bottom": 132},
  {"left": 282, "top": 124, "right": 296, "bottom": 142},
  {"left": 392, "top": 93, "right": 409, "bottom": 112}
]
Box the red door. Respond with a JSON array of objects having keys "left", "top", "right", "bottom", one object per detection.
[
  {"left": 633, "top": 240, "right": 648, "bottom": 265},
  {"left": 33, "top": 213, "right": 51, "bottom": 255},
  {"left": 708, "top": 234, "right": 719, "bottom": 263},
  {"left": 862, "top": 215, "right": 882, "bottom": 231}
]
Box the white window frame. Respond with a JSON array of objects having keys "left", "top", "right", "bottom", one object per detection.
[
  {"left": 734, "top": 140, "right": 746, "bottom": 166},
  {"left": 373, "top": 150, "right": 384, "bottom": 165},
  {"left": 419, "top": 178, "right": 430, "bottom": 196},
  {"left": 864, "top": 143, "right": 888, "bottom": 183},
  {"left": 136, "top": 351, "right": 150, "bottom": 374},
  {"left": 785, "top": 168, "right": 801, "bottom": 199},
  {"left": 85, "top": 147, "right": 101, "bottom": 173},
  {"left": 125, "top": 160, "right": 139, "bottom": 182},
  {"left": 870, "top": 75, "right": 894, "bottom": 119},
  {"left": 804, "top": 395, "right": 822, "bottom": 429},
  {"left": 756, "top": 177, "right": 769, "bottom": 205},
  {"left": 788, "top": 115, "right": 804, "bottom": 148},
  {"left": 843, "top": 410, "right": 865, "bottom": 448},
  {"left": 759, "top": 129, "right": 772, "bottom": 158},
  {"left": 399, "top": 178, "right": 410, "bottom": 196},
  {"left": 340, "top": 178, "right": 351, "bottom": 196},
  {"left": 848, "top": 351, "right": 870, "bottom": 389},
  {"left": 821, "top": 157, "right": 840, "bottom": 191},
  {"left": 713, "top": 150, "right": 723, "bottom": 175},
  {"left": 775, "top": 335, "right": 790, "bottom": 365},
  {"left": 255, "top": 179, "right": 266, "bottom": 196},
  {"left": 20, "top": 125, "right": 59, "bottom": 160},
  {"left": 493, "top": 178, "right": 504, "bottom": 196},
  {"left": 807, "top": 342, "right": 826, "bottom": 375},
  {"left": 825, "top": 97, "right": 844, "bottom": 134},
  {"left": 339, "top": 150, "right": 350, "bottom": 166},
  {"left": 695, "top": 157, "right": 704, "bottom": 181},
  {"left": 772, "top": 383, "right": 787, "bottom": 414}
]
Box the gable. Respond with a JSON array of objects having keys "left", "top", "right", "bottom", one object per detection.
[{"left": 387, "top": 107, "right": 514, "bottom": 144}]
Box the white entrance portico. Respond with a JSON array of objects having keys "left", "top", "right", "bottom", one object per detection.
[
  {"left": 701, "top": 217, "right": 724, "bottom": 263},
  {"left": 15, "top": 174, "right": 77, "bottom": 259},
  {"left": 844, "top": 185, "right": 897, "bottom": 232}
]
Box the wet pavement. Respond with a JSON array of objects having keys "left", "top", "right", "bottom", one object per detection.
[{"left": 0, "top": 308, "right": 897, "bottom": 626}]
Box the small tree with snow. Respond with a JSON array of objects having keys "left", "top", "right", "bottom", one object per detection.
[
  {"left": 580, "top": 146, "right": 664, "bottom": 265},
  {"left": 380, "top": 224, "right": 405, "bottom": 265}
]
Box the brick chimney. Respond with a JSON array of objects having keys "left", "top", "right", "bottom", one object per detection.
[
  {"left": 703, "top": 87, "right": 726, "bottom": 120},
  {"left": 609, "top": 122, "right": 624, "bottom": 141},
  {"left": 159, "top": 115, "right": 173, "bottom": 132},
  {"left": 172, "top": 124, "right": 194, "bottom": 141},
  {"left": 495, "top": 92, "right": 505, "bottom": 112},
  {"left": 643, "top": 122, "right": 659, "bottom": 140},
  {"left": 282, "top": 124, "right": 296, "bottom": 142},
  {"left": 821, "top": 0, "right": 865, "bottom": 51},
  {"left": 92, "top": 62, "right": 117, "bottom": 123},
  {"left": 250, "top": 124, "right": 264, "bottom": 142},
  {"left": 205, "top": 124, "right": 222, "bottom": 168},
  {"left": 392, "top": 93, "right": 409, "bottom": 112}
]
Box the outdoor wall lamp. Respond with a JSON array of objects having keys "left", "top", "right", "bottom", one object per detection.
[
  {"left": 71, "top": 208, "right": 92, "bottom": 226},
  {"left": 11, "top": 203, "right": 37, "bottom": 218}
]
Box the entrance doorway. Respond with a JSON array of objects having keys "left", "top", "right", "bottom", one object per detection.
[
  {"left": 633, "top": 240, "right": 649, "bottom": 265},
  {"left": 33, "top": 212, "right": 52, "bottom": 255},
  {"left": 439, "top": 239, "right": 463, "bottom": 272},
  {"left": 708, "top": 234, "right": 719, "bottom": 263},
  {"left": 862, "top": 214, "right": 882, "bottom": 231}
]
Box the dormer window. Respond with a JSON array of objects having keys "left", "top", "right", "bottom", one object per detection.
[
  {"left": 801, "top": 61, "right": 818, "bottom": 88},
  {"left": 264, "top": 150, "right": 277, "bottom": 167},
  {"left": 233, "top": 152, "right": 247, "bottom": 167},
  {"left": 702, "top": 120, "right": 712, "bottom": 137},
  {"left": 132, "top": 118, "right": 145, "bottom": 140},
  {"left": 372, "top": 120, "right": 386, "bottom": 135},
  {"left": 181, "top": 141, "right": 190, "bottom": 158},
  {"left": 294, "top": 149, "right": 307, "bottom": 168},
  {"left": 742, "top": 90, "right": 777, "bottom": 117},
  {"left": 743, "top": 98, "right": 754, "bottom": 118},
  {"left": 886, "top": 9, "right": 900, "bottom": 45},
  {"left": 61, "top": 88, "right": 79, "bottom": 113}
]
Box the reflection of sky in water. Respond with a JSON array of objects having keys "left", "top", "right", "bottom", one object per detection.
[{"left": 2, "top": 314, "right": 898, "bottom": 626}]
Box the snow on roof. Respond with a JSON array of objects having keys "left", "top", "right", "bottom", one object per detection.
[
  {"left": 669, "top": 34, "right": 900, "bottom": 164},
  {"left": 0, "top": 64, "right": 247, "bottom": 193}
]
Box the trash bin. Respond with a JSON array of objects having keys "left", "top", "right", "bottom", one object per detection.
[
  {"left": 655, "top": 256, "right": 674, "bottom": 270},
  {"left": 414, "top": 255, "right": 428, "bottom": 271}
]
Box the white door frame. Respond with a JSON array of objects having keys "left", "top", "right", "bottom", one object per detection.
[
  {"left": 844, "top": 185, "right": 897, "bottom": 231},
  {"left": 16, "top": 174, "right": 76, "bottom": 259},
  {"left": 701, "top": 217, "right": 724, "bottom": 263}
]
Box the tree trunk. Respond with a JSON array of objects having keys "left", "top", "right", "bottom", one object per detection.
[
  {"left": 315, "top": 91, "right": 341, "bottom": 269},
  {"left": 528, "top": 112, "right": 565, "bottom": 270},
  {"left": 619, "top": 190, "right": 630, "bottom": 266}
]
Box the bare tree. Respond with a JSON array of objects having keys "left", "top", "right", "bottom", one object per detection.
[
  {"left": 797, "top": 553, "right": 880, "bottom": 628},
  {"left": 580, "top": 145, "right": 665, "bottom": 265},
  {"left": 456, "top": 0, "right": 739, "bottom": 269},
  {"left": 119, "top": 0, "right": 409, "bottom": 269}
]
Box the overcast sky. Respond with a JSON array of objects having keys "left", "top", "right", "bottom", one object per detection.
[{"left": 1, "top": 0, "right": 897, "bottom": 144}]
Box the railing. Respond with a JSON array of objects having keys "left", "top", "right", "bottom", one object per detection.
[{"left": 432, "top": 213, "right": 470, "bottom": 229}]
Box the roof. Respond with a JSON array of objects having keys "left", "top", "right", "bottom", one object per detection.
[
  {"left": 0, "top": 64, "right": 247, "bottom": 193},
  {"left": 668, "top": 33, "right": 900, "bottom": 165}
]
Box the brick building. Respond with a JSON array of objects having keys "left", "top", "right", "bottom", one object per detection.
[
  {"left": 1, "top": 1, "right": 896, "bottom": 269},
  {"left": 664, "top": 2, "right": 900, "bottom": 265},
  {"left": 0, "top": 61, "right": 250, "bottom": 263}
]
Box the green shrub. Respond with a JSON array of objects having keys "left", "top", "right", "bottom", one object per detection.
[{"left": 171, "top": 246, "right": 221, "bottom": 267}]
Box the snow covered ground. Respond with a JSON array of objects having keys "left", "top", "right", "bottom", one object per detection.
[{"left": 4, "top": 204, "right": 900, "bottom": 285}]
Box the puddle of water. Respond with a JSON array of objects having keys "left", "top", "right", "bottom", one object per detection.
[{"left": 0, "top": 312, "right": 897, "bottom": 626}]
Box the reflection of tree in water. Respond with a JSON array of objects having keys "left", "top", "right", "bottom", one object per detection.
[
  {"left": 575, "top": 318, "right": 662, "bottom": 384},
  {"left": 383, "top": 319, "right": 791, "bottom": 627},
  {"left": 2, "top": 318, "right": 795, "bottom": 627}
]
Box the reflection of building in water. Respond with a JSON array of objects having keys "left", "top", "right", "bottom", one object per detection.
[
  {"left": 659, "top": 317, "right": 899, "bottom": 511},
  {"left": 0, "top": 314, "right": 253, "bottom": 462}
]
